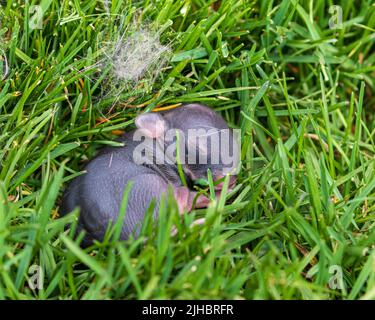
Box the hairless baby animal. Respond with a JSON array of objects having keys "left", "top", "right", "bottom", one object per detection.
[{"left": 61, "top": 104, "right": 240, "bottom": 246}]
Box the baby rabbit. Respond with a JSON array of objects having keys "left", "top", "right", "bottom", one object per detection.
[{"left": 60, "top": 104, "right": 240, "bottom": 246}]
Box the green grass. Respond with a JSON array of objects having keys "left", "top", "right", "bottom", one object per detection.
[{"left": 0, "top": 0, "right": 374, "bottom": 299}]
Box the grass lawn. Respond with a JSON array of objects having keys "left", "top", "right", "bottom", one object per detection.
[{"left": 0, "top": 0, "right": 374, "bottom": 299}]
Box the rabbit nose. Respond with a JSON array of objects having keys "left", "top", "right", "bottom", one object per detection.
[{"left": 214, "top": 175, "right": 236, "bottom": 190}]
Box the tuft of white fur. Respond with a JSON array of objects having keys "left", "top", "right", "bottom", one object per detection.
[
  {"left": 93, "top": 20, "right": 172, "bottom": 108},
  {"left": 106, "top": 28, "right": 171, "bottom": 82}
]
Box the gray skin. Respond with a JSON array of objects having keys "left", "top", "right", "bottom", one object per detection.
[{"left": 60, "top": 104, "right": 238, "bottom": 246}]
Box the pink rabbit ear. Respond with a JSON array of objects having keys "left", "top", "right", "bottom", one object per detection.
[{"left": 135, "top": 112, "right": 166, "bottom": 138}]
